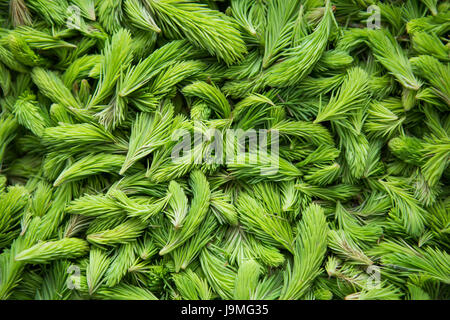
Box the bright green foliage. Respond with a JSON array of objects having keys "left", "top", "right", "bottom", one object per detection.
[
  {"left": 367, "top": 29, "right": 422, "bottom": 91},
  {"left": 86, "top": 248, "right": 110, "bottom": 295},
  {"left": 265, "top": 0, "right": 334, "bottom": 87},
  {"left": 0, "top": 0, "right": 448, "bottom": 302},
  {"left": 144, "top": 0, "right": 247, "bottom": 65},
  {"left": 315, "top": 67, "right": 369, "bottom": 123},
  {"left": 0, "top": 185, "right": 29, "bottom": 247},
  {"left": 54, "top": 154, "right": 127, "bottom": 186},
  {"left": 173, "top": 269, "right": 212, "bottom": 300},
  {"left": 87, "top": 219, "right": 147, "bottom": 247},
  {"left": 159, "top": 170, "right": 211, "bottom": 255},
  {"left": 182, "top": 81, "right": 231, "bottom": 118},
  {"left": 280, "top": 204, "right": 328, "bottom": 300},
  {"left": 12, "top": 92, "right": 48, "bottom": 136},
  {"left": 15, "top": 238, "right": 90, "bottom": 264},
  {"left": 121, "top": 103, "right": 174, "bottom": 174}
]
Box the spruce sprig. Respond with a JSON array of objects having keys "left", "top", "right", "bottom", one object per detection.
[
  {"left": 144, "top": 0, "right": 247, "bottom": 65},
  {"left": 280, "top": 204, "right": 328, "bottom": 300}
]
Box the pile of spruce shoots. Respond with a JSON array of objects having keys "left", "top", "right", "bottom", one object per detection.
[{"left": 0, "top": 0, "right": 449, "bottom": 300}]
